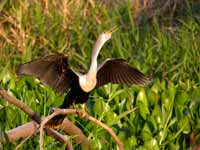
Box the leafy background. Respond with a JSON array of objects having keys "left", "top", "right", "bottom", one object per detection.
[{"left": 0, "top": 0, "right": 200, "bottom": 149}]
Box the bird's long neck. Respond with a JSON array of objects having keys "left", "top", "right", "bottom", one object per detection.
[
  {"left": 87, "top": 37, "right": 105, "bottom": 78},
  {"left": 79, "top": 35, "right": 108, "bottom": 92}
]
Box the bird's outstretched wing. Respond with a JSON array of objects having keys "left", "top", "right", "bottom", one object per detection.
[
  {"left": 17, "top": 54, "right": 76, "bottom": 94},
  {"left": 96, "top": 59, "right": 150, "bottom": 88}
]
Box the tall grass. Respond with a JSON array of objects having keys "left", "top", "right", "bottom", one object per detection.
[{"left": 0, "top": 0, "right": 200, "bottom": 149}]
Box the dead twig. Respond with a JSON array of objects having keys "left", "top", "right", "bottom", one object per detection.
[
  {"left": 0, "top": 88, "right": 90, "bottom": 149},
  {"left": 15, "top": 134, "right": 33, "bottom": 150},
  {"left": 0, "top": 89, "right": 70, "bottom": 147},
  {"left": 0, "top": 121, "right": 38, "bottom": 143},
  {"left": 40, "top": 108, "right": 124, "bottom": 150},
  {"left": 56, "top": 118, "right": 91, "bottom": 149}
]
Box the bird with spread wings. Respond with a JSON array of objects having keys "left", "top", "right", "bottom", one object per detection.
[{"left": 17, "top": 27, "right": 150, "bottom": 125}]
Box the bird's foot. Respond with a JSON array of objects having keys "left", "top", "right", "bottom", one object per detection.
[
  {"left": 71, "top": 103, "right": 87, "bottom": 117},
  {"left": 77, "top": 104, "right": 87, "bottom": 118}
]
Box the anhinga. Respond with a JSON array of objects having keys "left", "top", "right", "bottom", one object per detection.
[{"left": 17, "top": 27, "right": 150, "bottom": 125}]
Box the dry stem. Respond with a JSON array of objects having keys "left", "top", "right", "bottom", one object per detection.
[
  {"left": 0, "top": 89, "right": 71, "bottom": 148},
  {"left": 0, "top": 89, "right": 90, "bottom": 149},
  {"left": 40, "top": 108, "right": 124, "bottom": 150}
]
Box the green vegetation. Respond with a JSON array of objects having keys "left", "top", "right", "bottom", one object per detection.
[{"left": 0, "top": 0, "right": 200, "bottom": 149}]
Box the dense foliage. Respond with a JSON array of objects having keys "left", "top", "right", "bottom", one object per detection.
[{"left": 0, "top": 0, "right": 200, "bottom": 149}]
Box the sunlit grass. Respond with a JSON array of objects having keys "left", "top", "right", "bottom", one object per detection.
[{"left": 0, "top": 0, "right": 200, "bottom": 149}]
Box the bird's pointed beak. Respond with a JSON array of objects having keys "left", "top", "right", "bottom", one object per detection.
[{"left": 105, "top": 26, "right": 118, "bottom": 35}]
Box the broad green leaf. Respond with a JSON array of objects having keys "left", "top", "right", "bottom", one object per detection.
[
  {"left": 136, "top": 89, "right": 150, "bottom": 120},
  {"left": 147, "top": 89, "right": 158, "bottom": 106},
  {"left": 144, "top": 138, "right": 159, "bottom": 150},
  {"left": 175, "top": 91, "right": 189, "bottom": 105},
  {"left": 178, "top": 117, "right": 191, "bottom": 134},
  {"left": 141, "top": 123, "right": 152, "bottom": 141}
]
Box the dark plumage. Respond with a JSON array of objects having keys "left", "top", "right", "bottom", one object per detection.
[
  {"left": 96, "top": 59, "right": 149, "bottom": 87},
  {"left": 17, "top": 54, "right": 90, "bottom": 106},
  {"left": 17, "top": 54, "right": 73, "bottom": 94}
]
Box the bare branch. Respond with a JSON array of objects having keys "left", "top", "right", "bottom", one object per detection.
[
  {"left": 56, "top": 118, "right": 91, "bottom": 149},
  {"left": 0, "top": 121, "right": 38, "bottom": 143},
  {"left": 0, "top": 89, "right": 41, "bottom": 123},
  {"left": 0, "top": 89, "right": 69, "bottom": 147},
  {"left": 40, "top": 108, "right": 124, "bottom": 150},
  {"left": 0, "top": 88, "right": 90, "bottom": 149},
  {"left": 0, "top": 88, "right": 123, "bottom": 149},
  {"left": 15, "top": 134, "right": 33, "bottom": 150}
]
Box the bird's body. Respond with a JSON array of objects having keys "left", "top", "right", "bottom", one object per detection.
[
  {"left": 17, "top": 28, "right": 150, "bottom": 125},
  {"left": 17, "top": 54, "right": 90, "bottom": 107}
]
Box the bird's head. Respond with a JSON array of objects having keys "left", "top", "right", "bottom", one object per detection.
[
  {"left": 99, "top": 26, "right": 118, "bottom": 43},
  {"left": 91, "top": 26, "right": 118, "bottom": 60}
]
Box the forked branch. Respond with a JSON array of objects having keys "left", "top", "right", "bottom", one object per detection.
[
  {"left": 40, "top": 108, "right": 124, "bottom": 150},
  {"left": 0, "top": 89, "right": 88, "bottom": 149},
  {"left": 0, "top": 88, "right": 123, "bottom": 150},
  {"left": 0, "top": 89, "right": 68, "bottom": 145}
]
